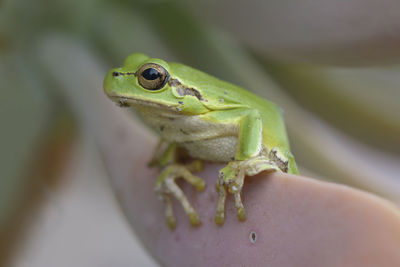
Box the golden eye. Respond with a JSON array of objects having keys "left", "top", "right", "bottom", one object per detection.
[{"left": 137, "top": 63, "right": 169, "bottom": 90}]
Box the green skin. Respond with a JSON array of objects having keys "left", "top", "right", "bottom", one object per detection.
[{"left": 104, "top": 53, "right": 298, "bottom": 229}]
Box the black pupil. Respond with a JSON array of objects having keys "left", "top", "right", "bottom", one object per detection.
[{"left": 142, "top": 68, "right": 161, "bottom": 80}]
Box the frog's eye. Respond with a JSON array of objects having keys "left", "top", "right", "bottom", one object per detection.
[{"left": 137, "top": 63, "right": 169, "bottom": 91}]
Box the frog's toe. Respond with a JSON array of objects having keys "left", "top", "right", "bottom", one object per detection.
[
  {"left": 192, "top": 176, "right": 206, "bottom": 192},
  {"left": 188, "top": 212, "right": 201, "bottom": 226},
  {"left": 164, "top": 195, "right": 177, "bottom": 230},
  {"left": 155, "top": 163, "right": 205, "bottom": 229},
  {"left": 215, "top": 211, "right": 225, "bottom": 226},
  {"left": 186, "top": 159, "right": 204, "bottom": 173},
  {"left": 237, "top": 208, "right": 246, "bottom": 221},
  {"left": 177, "top": 163, "right": 206, "bottom": 192},
  {"left": 215, "top": 180, "right": 227, "bottom": 226},
  {"left": 234, "top": 192, "right": 246, "bottom": 221}
]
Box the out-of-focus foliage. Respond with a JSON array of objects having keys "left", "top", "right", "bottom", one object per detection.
[
  {"left": 1, "top": 0, "right": 399, "bottom": 263},
  {"left": 263, "top": 61, "right": 400, "bottom": 153}
]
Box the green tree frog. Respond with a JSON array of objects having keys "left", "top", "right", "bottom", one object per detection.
[{"left": 104, "top": 53, "right": 298, "bottom": 229}]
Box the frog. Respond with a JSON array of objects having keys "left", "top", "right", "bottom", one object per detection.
[{"left": 103, "top": 53, "right": 298, "bottom": 230}]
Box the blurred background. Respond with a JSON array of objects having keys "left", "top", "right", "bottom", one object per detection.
[{"left": 1, "top": 0, "right": 399, "bottom": 266}]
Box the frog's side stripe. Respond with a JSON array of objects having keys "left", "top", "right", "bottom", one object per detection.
[
  {"left": 168, "top": 78, "right": 207, "bottom": 102},
  {"left": 112, "top": 71, "right": 137, "bottom": 77},
  {"left": 268, "top": 148, "right": 289, "bottom": 172}
]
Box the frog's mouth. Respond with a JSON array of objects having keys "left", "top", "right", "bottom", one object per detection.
[{"left": 109, "top": 95, "right": 178, "bottom": 111}]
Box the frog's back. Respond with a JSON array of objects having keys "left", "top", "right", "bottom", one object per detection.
[{"left": 169, "top": 62, "right": 291, "bottom": 152}]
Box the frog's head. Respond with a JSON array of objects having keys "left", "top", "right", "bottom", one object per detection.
[{"left": 104, "top": 53, "right": 209, "bottom": 114}]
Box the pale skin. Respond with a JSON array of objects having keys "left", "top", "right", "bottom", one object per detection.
[{"left": 103, "top": 53, "right": 298, "bottom": 229}]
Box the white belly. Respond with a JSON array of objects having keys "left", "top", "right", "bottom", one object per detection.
[
  {"left": 182, "top": 136, "right": 238, "bottom": 162},
  {"left": 138, "top": 107, "right": 238, "bottom": 162}
]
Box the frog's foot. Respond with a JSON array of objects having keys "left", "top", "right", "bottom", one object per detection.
[
  {"left": 154, "top": 160, "right": 205, "bottom": 230},
  {"left": 215, "top": 157, "right": 281, "bottom": 225}
]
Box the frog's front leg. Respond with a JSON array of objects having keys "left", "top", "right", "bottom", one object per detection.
[
  {"left": 213, "top": 109, "right": 281, "bottom": 225},
  {"left": 215, "top": 157, "right": 281, "bottom": 225},
  {"left": 152, "top": 143, "right": 205, "bottom": 230}
]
